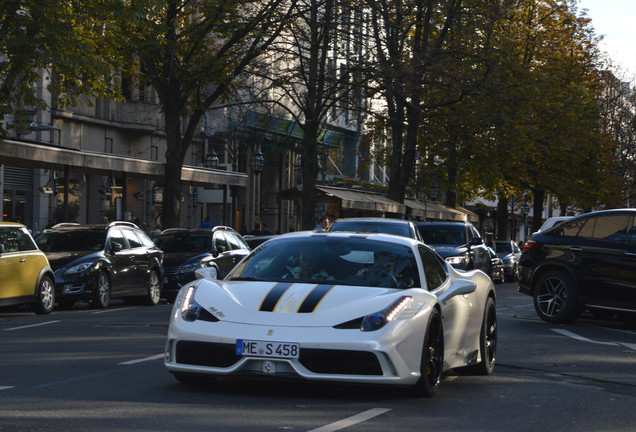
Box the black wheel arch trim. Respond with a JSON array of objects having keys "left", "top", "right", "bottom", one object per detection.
[
  {"left": 33, "top": 266, "right": 56, "bottom": 296},
  {"left": 530, "top": 261, "right": 579, "bottom": 295}
]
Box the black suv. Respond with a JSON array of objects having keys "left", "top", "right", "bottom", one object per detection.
[
  {"left": 417, "top": 221, "right": 491, "bottom": 275},
  {"left": 519, "top": 209, "right": 636, "bottom": 324},
  {"left": 327, "top": 217, "right": 424, "bottom": 241},
  {"left": 34, "top": 222, "right": 163, "bottom": 309},
  {"left": 153, "top": 226, "right": 250, "bottom": 302}
]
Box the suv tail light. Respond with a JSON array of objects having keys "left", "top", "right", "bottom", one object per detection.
[{"left": 523, "top": 240, "right": 537, "bottom": 253}]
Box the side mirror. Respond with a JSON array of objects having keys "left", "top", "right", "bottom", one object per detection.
[
  {"left": 437, "top": 279, "right": 477, "bottom": 304},
  {"left": 110, "top": 241, "right": 123, "bottom": 253},
  {"left": 195, "top": 267, "right": 219, "bottom": 280},
  {"left": 214, "top": 244, "right": 226, "bottom": 257},
  {"left": 470, "top": 237, "right": 483, "bottom": 246}
]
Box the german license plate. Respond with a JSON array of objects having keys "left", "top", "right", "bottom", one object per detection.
[{"left": 236, "top": 339, "right": 299, "bottom": 359}]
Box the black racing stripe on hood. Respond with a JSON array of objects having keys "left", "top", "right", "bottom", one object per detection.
[
  {"left": 297, "top": 284, "right": 335, "bottom": 313},
  {"left": 259, "top": 282, "right": 293, "bottom": 312}
]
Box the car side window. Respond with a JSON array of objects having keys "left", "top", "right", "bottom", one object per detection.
[
  {"left": 122, "top": 228, "right": 143, "bottom": 248},
  {"left": 626, "top": 218, "right": 636, "bottom": 243},
  {"left": 214, "top": 232, "right": 229, "bottom": 251},
  {"left": 108, "top": 228, "right": 129, "bottom": 250},
  {"left": 561, "top": 215, "right": 630, "bottom": 242},
  {"left": 418, "top": 246, "right": 447, "bottom": 291},
  {"left": 225, "top": 232, "right": 242, "bottom": 250},
  {"left": 136, "top": 230, "right": 156, "bottom": 248},
  {"left": 589, "top": 215, "right": 630, "bottom": 242},
  {"left": 17, "top": 228, "right": 38, "bottom": 251},
  {"left": 0, "top": 227, "right": 35, "bottom": 252}
]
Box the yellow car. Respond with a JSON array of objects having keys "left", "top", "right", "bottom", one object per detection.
[{"left": 0, "top": 222, "right": 56, "bottom": 314}]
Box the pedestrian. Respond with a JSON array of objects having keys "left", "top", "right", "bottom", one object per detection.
[
  {"left": 199, "top": 216, "right": 213, "bottom": 229},
  {"left": 314, "top": 216, "right": 329, "bottom": 231},
  {"left": 260, "top": 224, "right": 272, "bottom": 235}
]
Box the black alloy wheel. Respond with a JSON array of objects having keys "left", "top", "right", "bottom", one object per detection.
[
  {"left": 412, "top": 309, "right": 444, "bottom": 397},
  {"left": 533, "top": 270, "right": 581, "bottom": 323}
]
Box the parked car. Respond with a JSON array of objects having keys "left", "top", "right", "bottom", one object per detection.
[
  {"left": 417, "top": 221, "right": 491, "bottom": 275},
  {"left": 487, "top": 247, "right": 505, "bottom": 284},
  {"left": 165, "top": 231, "right": 497, "bottom": 397},
  {"left": 494, "top": 240, "right": 522, "bottom": 282},
  {"left": 327, "top": 217, "right": 424, "bottom": 241},
  {"left": 34, "top": 222, "right": 163, "bottom": 309},
  {"left": 536, "top": 216, "right": 572, "bottom": 234},
  {"left": 153, "top": 226, "right": 250, "bottom": 302},
  {"left": 244, "top": 234, "right": 278, "bottom": 249},
  {"left": 518, "top": 209, "right": 636, "bottom": 324},
  {"left": 0, "top": 222, "right": 56, "bottom": 314}
]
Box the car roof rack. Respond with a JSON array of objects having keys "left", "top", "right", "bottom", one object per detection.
[{"left": 109, "top": 221, "right": 138, "bottom": 229}]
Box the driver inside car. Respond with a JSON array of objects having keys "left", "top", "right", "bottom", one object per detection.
[{"left": 286, "top": 247, "right": 335, "bottom": 283}]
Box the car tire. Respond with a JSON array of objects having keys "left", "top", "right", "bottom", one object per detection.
[
  {"left": 411, "top": 309, "right": 444, "bottom": 397},
  {"left": 33, "top": 275, "right": 55, "bottom": 315},
  {"left": 90, "top": 271, "right": 111, "bottom": 309},
  {"left": 506, "top": 264, "right": 519, "bottom": 283},
  {"left": 460, "top": 296, "right": 497, "bottom": 375},
  {"left": 145, "top": 269, "right": 161, "bottom": 306},
  {"left": 533, "top": 270, "right": 581, "bottom": 323}
]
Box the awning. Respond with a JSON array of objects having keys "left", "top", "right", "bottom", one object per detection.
[
  {"left": 0, "top": 138, "right": 248, "bottom": 187},
  {"left": 278, "top": 185, "right": 405, "bottom": 214},
  {"left": 404, "top": 198, "right": 478, "bottom": 222}
]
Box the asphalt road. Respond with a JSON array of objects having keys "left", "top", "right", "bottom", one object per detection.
[{"left": 1, "top": 283, "right": 635, "bottom": 432}]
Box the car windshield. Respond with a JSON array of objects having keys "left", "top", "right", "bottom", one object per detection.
[
  {"left": 36, "top": 229, "right": 107, "bottom": 252},
  {"left": 228, "top": 236, "right": 421, "bottom": 289},
  {"left": 154, "top": 232, "right": 211, "bottom": 253},
  {"left": 418, "top": 225, "right": 465, "bottom": 245},
  {"left": 328, "top": 221, "right": 411, "bottom": 238},
  {"left": 495, "top": 243, "right": 512, "bottom": 254}
]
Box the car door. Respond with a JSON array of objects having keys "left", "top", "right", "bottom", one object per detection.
[
  {"left": 421, "top": 246, "right": 474, "bottom": 366},
  {"left": 576, "top": 213, "right": 636, "bottom": 310},
  {"left": 212, "top": 231, "right": 240, "bottom": 278},
  {"left": 106, "top": 228, "right": 134, "bottom": 293},
  {"left": 121, "top": 228, "right": 150, "bottom": 293},
  {"left": 0, "top": 226, "right": 44, "bottom": 301}
]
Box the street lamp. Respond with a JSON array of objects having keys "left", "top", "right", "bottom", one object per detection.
[
  {"left": 204, "top": 147, "right": 220, "bottom": 169},
  {"left": 250, "top": 149, "right": 265, "bottom": 175},
  {"left": 520, "top": 202, "right": 530, "bottom": 241},
  {"left": 428, "top": 182, "right": 439, "bottom": 201}
]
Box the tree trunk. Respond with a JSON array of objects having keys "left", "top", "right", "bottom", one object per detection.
[
  {"left": 300, "top": 119, "right": 320, "bottom": 230},
  {"left": 161, "top": 110, "right": 185, "bottom": 229},
  {"left": 497, "top": 196, "right": 508, "bottom": 240},
  {"left": 531, "top": 188, "right": 545, "bottom": 234}
]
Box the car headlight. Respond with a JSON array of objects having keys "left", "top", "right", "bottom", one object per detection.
[
  {"left": 361, "top": 296, "right": 412, "bottom": 332},
  {"left": 445, "top": 255, "right": 468, "bottom": 266},
  {"left": 180, "top": 285, "right": 203, "bottom": 322},
  {"left": 180, "top": 260, "right": 206, "bottom": 274},
  {"left": 64, "top": 262, "right": 94, "bottom": 275}
]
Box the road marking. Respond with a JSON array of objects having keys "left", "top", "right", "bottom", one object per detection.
[
  {"left": 552, "top": 328, "right": 636, "bottom": 350},
  {"left": 119, "top": 353, "right": 164, "bottom": 365},
  {"left": 91, "top": 307, "right": 140, "bottom": 314},
  {"left": 307, "top": 408, "right": 391, "bottom": 432},
  {"left": 3, "top": 320, "right": 61, "bottom": 331},
  {"left": 0, "top": 386, "right": 14, "bottom": 391}
]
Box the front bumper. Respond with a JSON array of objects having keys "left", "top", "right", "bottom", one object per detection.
[{"left": 164, "top": 319, "right": 423, "bottom": 386}]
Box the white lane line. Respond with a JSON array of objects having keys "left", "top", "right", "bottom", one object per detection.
[
  {"left": 307, "top": 408, "right": 391, "bottom": 432},
  {"left": 3, "top": 320, "right": 61, "bottom": 331},
  {"left": 0, "top": 386, "right": 15, "bottom": 391},
  {"left": 118, "top": 353, "right": 164, "bottom": 365},
  {"left": 551, "top": 328, "right": 636, "bottom": 350},
  {"left": 91, "top": 307, "right": 140, "bottom": 314}
]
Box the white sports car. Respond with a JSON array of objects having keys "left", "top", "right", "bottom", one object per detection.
[{"left": 164, "top": 231, "right": 497, "bottom": 397}]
